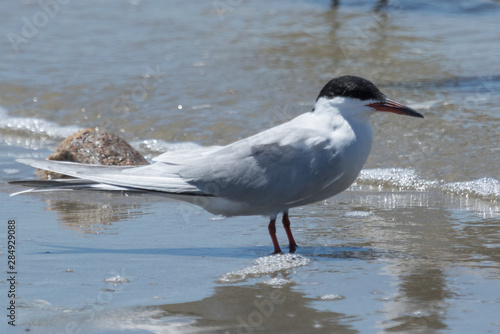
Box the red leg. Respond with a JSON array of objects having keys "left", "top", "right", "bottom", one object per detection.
[
  {"left": 268, "top": 218, "right": 282, "bottom": 254},
  {"left": 282, "top": 212, "right": 298, "bottom": 253}
]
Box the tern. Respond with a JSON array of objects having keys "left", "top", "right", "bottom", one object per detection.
[{"left": 15, "top": 75, "right": 424, "bottom": 253}]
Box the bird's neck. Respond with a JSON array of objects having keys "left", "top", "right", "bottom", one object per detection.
[{"left": 314, "top": 96, "right": 373, "bottom": 160}]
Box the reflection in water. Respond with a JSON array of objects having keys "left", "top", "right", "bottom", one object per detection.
[
  {"left": 348, "top": 185, "right": 500, "bottom": 219},
  {"left": 147, "top": 283, "right": 357, "bottom": 334},
  {"left": 39, "top": 191, "right": 152, "bottom": 234},
  {"left": 307, "top": 186, "right": 500, "bottom": 332},
  {"left": 382, "top": 263, "right": 449, "bottom": 332}
]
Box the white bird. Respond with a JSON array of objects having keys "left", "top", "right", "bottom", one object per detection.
[{"left": 14, "top": 75, "right": 424, "bottom": 253}]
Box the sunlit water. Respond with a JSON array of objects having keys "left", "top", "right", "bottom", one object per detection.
[{"left": 1, "top": 1, "right": 499, "bottom": 333}]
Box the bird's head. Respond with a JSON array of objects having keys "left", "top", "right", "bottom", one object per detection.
[{"left": 314, "top": 75, "right": 424, "bottom": 120}]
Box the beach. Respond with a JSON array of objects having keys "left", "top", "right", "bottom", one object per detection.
[{"left": 1, "top": 1, "right": 499, "bottom": 333}]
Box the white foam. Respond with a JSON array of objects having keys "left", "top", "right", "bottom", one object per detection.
[
  {"left": 0, "top": 106, "right": 81, "bottom": 139},
  {"left": 357, "top": 168, "right": 438, "bottom": 191},
  {"left": 444, "top": 178, "right": 500, "bottom": 199},
  {"left": 0, "top": 106, "right": 204, "bottom": 154},
  {"left": 263, "top": 277, "right": 291, "bottom": 287},
  {"left": 344, "top": 211, "right": 373, "bottom": 218},
  {"left": 217, "top": 253, "right": 311, "bottom": 284},
  {"left": 355, "top": 168, "right": 500, "bottom": 202},
  {"left": 319, "top": 294, "right": 345, "bottom": 301},
  {"left": 104, "top": 275, "right": 130, "bottom": 284}
]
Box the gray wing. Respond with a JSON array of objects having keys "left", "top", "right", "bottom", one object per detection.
[{"left": 179, "top": 129, "right": 344, "bottom": 207}]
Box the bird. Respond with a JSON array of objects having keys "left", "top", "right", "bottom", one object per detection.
[{"left": 14, "top": 75, "right": 424, "bottom": 254}]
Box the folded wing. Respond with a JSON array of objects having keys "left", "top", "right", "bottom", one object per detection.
[{"left": 16, "top": 158, "right": 204, "bottom": 195}]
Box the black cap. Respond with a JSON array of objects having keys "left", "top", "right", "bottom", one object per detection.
[{"left": 316, "top": 75, "right": 386, "bottom": 102}]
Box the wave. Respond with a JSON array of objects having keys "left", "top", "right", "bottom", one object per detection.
[
  {"left": 444, "top": 178, "right": 500, "bottom": 200},
  {"left": 0, "top": 106, "right": 203, "bottom": 155},
  {"left": 357, "top": 168, "right": 438, "bottom": 191},
  {"left": 356, "top": 168, "right": 500, "bottom": 201},
  {"left": 0, "top": 106, "right": 80, "bottom": 139}
]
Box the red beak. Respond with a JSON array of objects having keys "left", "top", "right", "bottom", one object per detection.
[{"left": 367, "top": 99, "right": 424, "bottom": 118}]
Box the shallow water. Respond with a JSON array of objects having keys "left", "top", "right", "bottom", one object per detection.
[{"left": 1, "top": 0, "right": 500, "bottom": 333}]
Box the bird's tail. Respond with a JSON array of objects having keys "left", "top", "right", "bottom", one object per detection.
[
  {"left": 9, "top": 179, "right": 138, "bottom": 196},
  {"left": 14, "top": 158, "right": 204, "bottom": 195}
]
